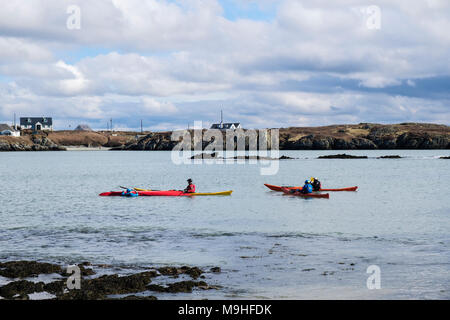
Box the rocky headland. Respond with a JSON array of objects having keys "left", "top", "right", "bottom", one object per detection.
[
  {"left": 114, "top": 123, "right": 450, "bottom": 151},
  {"left": 0, "top": 260, "right": 221, "bottom": 300},
  {"left": 1, "top": 123, "right": 449, "bottom": 151}
]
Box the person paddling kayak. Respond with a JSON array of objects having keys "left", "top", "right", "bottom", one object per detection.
[
  {"left": 290, "top": 180, "right": 313, "bottom": 194},
  {"left": 300, "top": 180, "right": 313, "bottom": 194},
  {"left": 122, "top": 188, "right": 138, "bottom": 197},
  {"left": 310, "top": 177, "right": 321, "bottom": 191},
  {"left": 184, "top": 178, "right": 196, "bottom": 193}
]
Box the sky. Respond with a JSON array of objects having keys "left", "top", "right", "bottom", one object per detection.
[{"left": 0, "top": 0, "right": 449, "bottom": 131}]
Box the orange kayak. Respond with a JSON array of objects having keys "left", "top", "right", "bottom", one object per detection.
[
  {"left": 280, "top": 187, "right": 330, "bottom": 198},
  {"left": 264, "top": 183, "right": 357, "bottom": 192}
]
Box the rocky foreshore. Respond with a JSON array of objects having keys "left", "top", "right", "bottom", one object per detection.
[
  {"left": 0, "top": 261, "right": 221, "bottom": 300},
  {"left": 0, "top": 136, "right": 65, "bottom": 151},
  {"left": 113, "top": 123, "right": 450, "bottom": 151},
  {"left": 190, "top": 152, "right": 296, "bottom": 160},
  {"left": 2, "top": 123, "right": 449, "bottom": 151}
]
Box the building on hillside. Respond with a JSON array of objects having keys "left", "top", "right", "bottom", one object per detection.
[
  {"left": 210, "top": 110, "right": 241, "bottom": 130},
  {"left": 210, "top": 122, "right": 242, "bottom": 130},
  {"left": 0, "top": 124, "right": 20, "bottom": 136},
  {"left": 20, "top": 117, "right": 53, "bottom": 131}
]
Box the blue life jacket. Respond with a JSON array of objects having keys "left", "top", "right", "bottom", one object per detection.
[
  {"left": 302, "top": 183, "right": 313, "bottom": 194},
  {"left": 122, "top": 190, "right": 139, "bottom": 197}
]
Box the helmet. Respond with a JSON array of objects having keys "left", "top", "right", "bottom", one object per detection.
[
  {"left": 305, "top": 180, "right": 309, "bottom": 184},
  {"left": 187, "top": 178, "right": 192, "bottom": 183},
  {"left": 126, "top": 189, "right": 131, "bottom": 192},
  {"left": 310, "top": 177, "right": 315, "bottom": 182}
]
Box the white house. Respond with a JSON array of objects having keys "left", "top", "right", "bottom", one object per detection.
[
  {"left": 210, "top": 122, "right": 242, "bottom": 130},
  {"left": 210, "top": 110, "right": 241, "bottom": 130},
  {"left": 0, "top": 124, "right": 20, "bottom": 137},
  {"left": 20, "top": 117, "right": 53, "bottom": 131}
]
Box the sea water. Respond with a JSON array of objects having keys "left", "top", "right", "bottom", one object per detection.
[{"left": 0, "top": 150, "right": 449, "bottom": 299}]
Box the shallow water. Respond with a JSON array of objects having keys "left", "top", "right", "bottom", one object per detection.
[{"left": 0, "top": 150, "right": 449, "bottom": 299}]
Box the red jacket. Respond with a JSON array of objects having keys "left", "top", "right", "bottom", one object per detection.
[{"left": 185, "top": 184, "right": 196, "bottom": 193}]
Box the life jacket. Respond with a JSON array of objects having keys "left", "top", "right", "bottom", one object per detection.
[
  {"left": 122, "top": 190, "right": 138, "bottom": 197},
  {"left": 312, "top": 180, "right": 321, "bottom": 191},
  {"left": 302, "top": 183, "right": 313, "bottom": 194},
  {"left": 186, "top": 184, "right": 196, "bottom": 193}
]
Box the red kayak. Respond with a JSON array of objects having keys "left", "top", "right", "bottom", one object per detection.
[
  {"left": 99, "top": 190, "right": 233, "bottom": 197},
  {"left": 264, "top": 183, "right": 357, "bottom": 192},
  {"left": 280, "top": 187, "right": 329, "bottom": 198}
]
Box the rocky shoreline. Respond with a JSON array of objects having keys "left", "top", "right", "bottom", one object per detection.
[
  {"left": 190, "top": 152, "right": 296, "bottom": 160},
  {"left": 0, "top": 136, "right": 66, "bottom": 151},
  {"left": 0, "top": 261, "right": 221, "bottom": 300},
  {"left": 1, "top": 123, "right": 449, "bottom": 151},
  {"left": 114, "top": 123, "right": 450, "bottom": 151}
]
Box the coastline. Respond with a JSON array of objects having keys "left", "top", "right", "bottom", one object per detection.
[{"left": 1, "top": 123, "right": 449, "bottom": 152}]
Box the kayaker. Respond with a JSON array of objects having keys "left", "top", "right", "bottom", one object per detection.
[
  {"left": 122, "top": 188, "right": 138, "bottom": 197},
  {"left": 300, "top": 180, "right": 313, "bottom": 194},
  {"left": 184, "top": 179, "right": 196, "bottom": 193},
  {"left": 310, "top": 177, "right": 321, "bottom": 191}
]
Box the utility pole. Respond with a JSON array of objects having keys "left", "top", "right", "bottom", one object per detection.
[
  {"left": 110, "top": 118, "right": 113, "bottom": 132},
  {"left": 141, "top": 119, "right": 143, "bottom": 133},
  {"left": 220, "top": 109, "right": 223, "bottom": 129},
  {"left": 13, "top": 113, "right": 16, "bottom": 129}
]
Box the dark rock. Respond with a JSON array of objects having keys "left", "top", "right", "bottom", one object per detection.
[
  {"left": 440, "top": 156, "right": 450, "bottom": 159},
  {"left": 378, "top": 155, "right": 402, "bottom": 159},
  {"left": 181, "top": 266, "right": 203, "bottom": 279},
  {"left": 78, "top": 264, "right": 96, "bottom": 276},
  {"left": 58, "top": 271, "right": 156, "bottom": 300},
  {"left": 210, "top": 267, "right": 221, "bottom": 273},
  {"left": 317, "top": 154, "right": 368, "bottom": 159},
  {"left": 118, "top": 295, "right": 157, "bottom": 300},
  {"left": 157, "top": 266, "right": 203, "bottom": 279},
  {"left": 0, "top": 280, "right": 45, "bottom": 298},
  {"left": 43, "top": 280, "right": 66, "bottom": 295},
  {"left": 147, "top": 281, "right": 211, "bottom": 293},
  {"left": 0, "top": 261, "right": 62, "bottom": 278},
  {"left": 190, "top": 153, "right": 295, "bottom": 160}
]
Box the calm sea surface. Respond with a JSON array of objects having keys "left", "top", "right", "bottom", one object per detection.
[{"left": 0, "top": 150, "right": 449, "bottom": 299}]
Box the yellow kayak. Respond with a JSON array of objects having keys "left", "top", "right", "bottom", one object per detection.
[{"left": 133, "top": 188, "right": 232, "bottom": 196}]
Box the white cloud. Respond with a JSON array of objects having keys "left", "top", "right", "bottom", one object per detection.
[
  {"left": 141, "top": 97, "right": 178, "bottom": 115},
  {"left": 0, "top": 0, "right": 449, "bottom": 128}
]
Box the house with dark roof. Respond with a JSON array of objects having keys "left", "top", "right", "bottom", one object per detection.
[
  {"left": 20, "top": 117, "right": 53, "bottom": 131},
  {"left": 210, "top": 122, "right": 241, "bottom": 130},
  {"left": 210, "top": 110, "right": 241, "bottom": 130},
  {"left": 0, "top": 124, "right": 20, "bottom": 136}
]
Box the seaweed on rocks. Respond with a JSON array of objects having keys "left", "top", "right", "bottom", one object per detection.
[
  {"left": 0, "top": 280, "right": 45, "bottom": 299},
  {"left": 157, "top": 266, "right": 203, "bottom": 279},
  {"left": 0, "top": 261, "right": 220, "bottom": 300},
  {"left": 378, "top": 155, "right": 402, "bottom": 158},
  {"left": 317, "top": 154, "right": 368, "bottom": 159},
  {"left": 147, "top": 281, "right": 213, "bottom": 293},
  {"left": 0, "top": 261, "right": 63, "bottom": 278}
]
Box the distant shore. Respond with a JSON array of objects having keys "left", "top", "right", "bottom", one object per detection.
[
  {"left": 1, "top": 123, "right": 449, "bottom": 151},
  {"left": 65, "top": 146, "right": 112, "bottom": 151}
]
